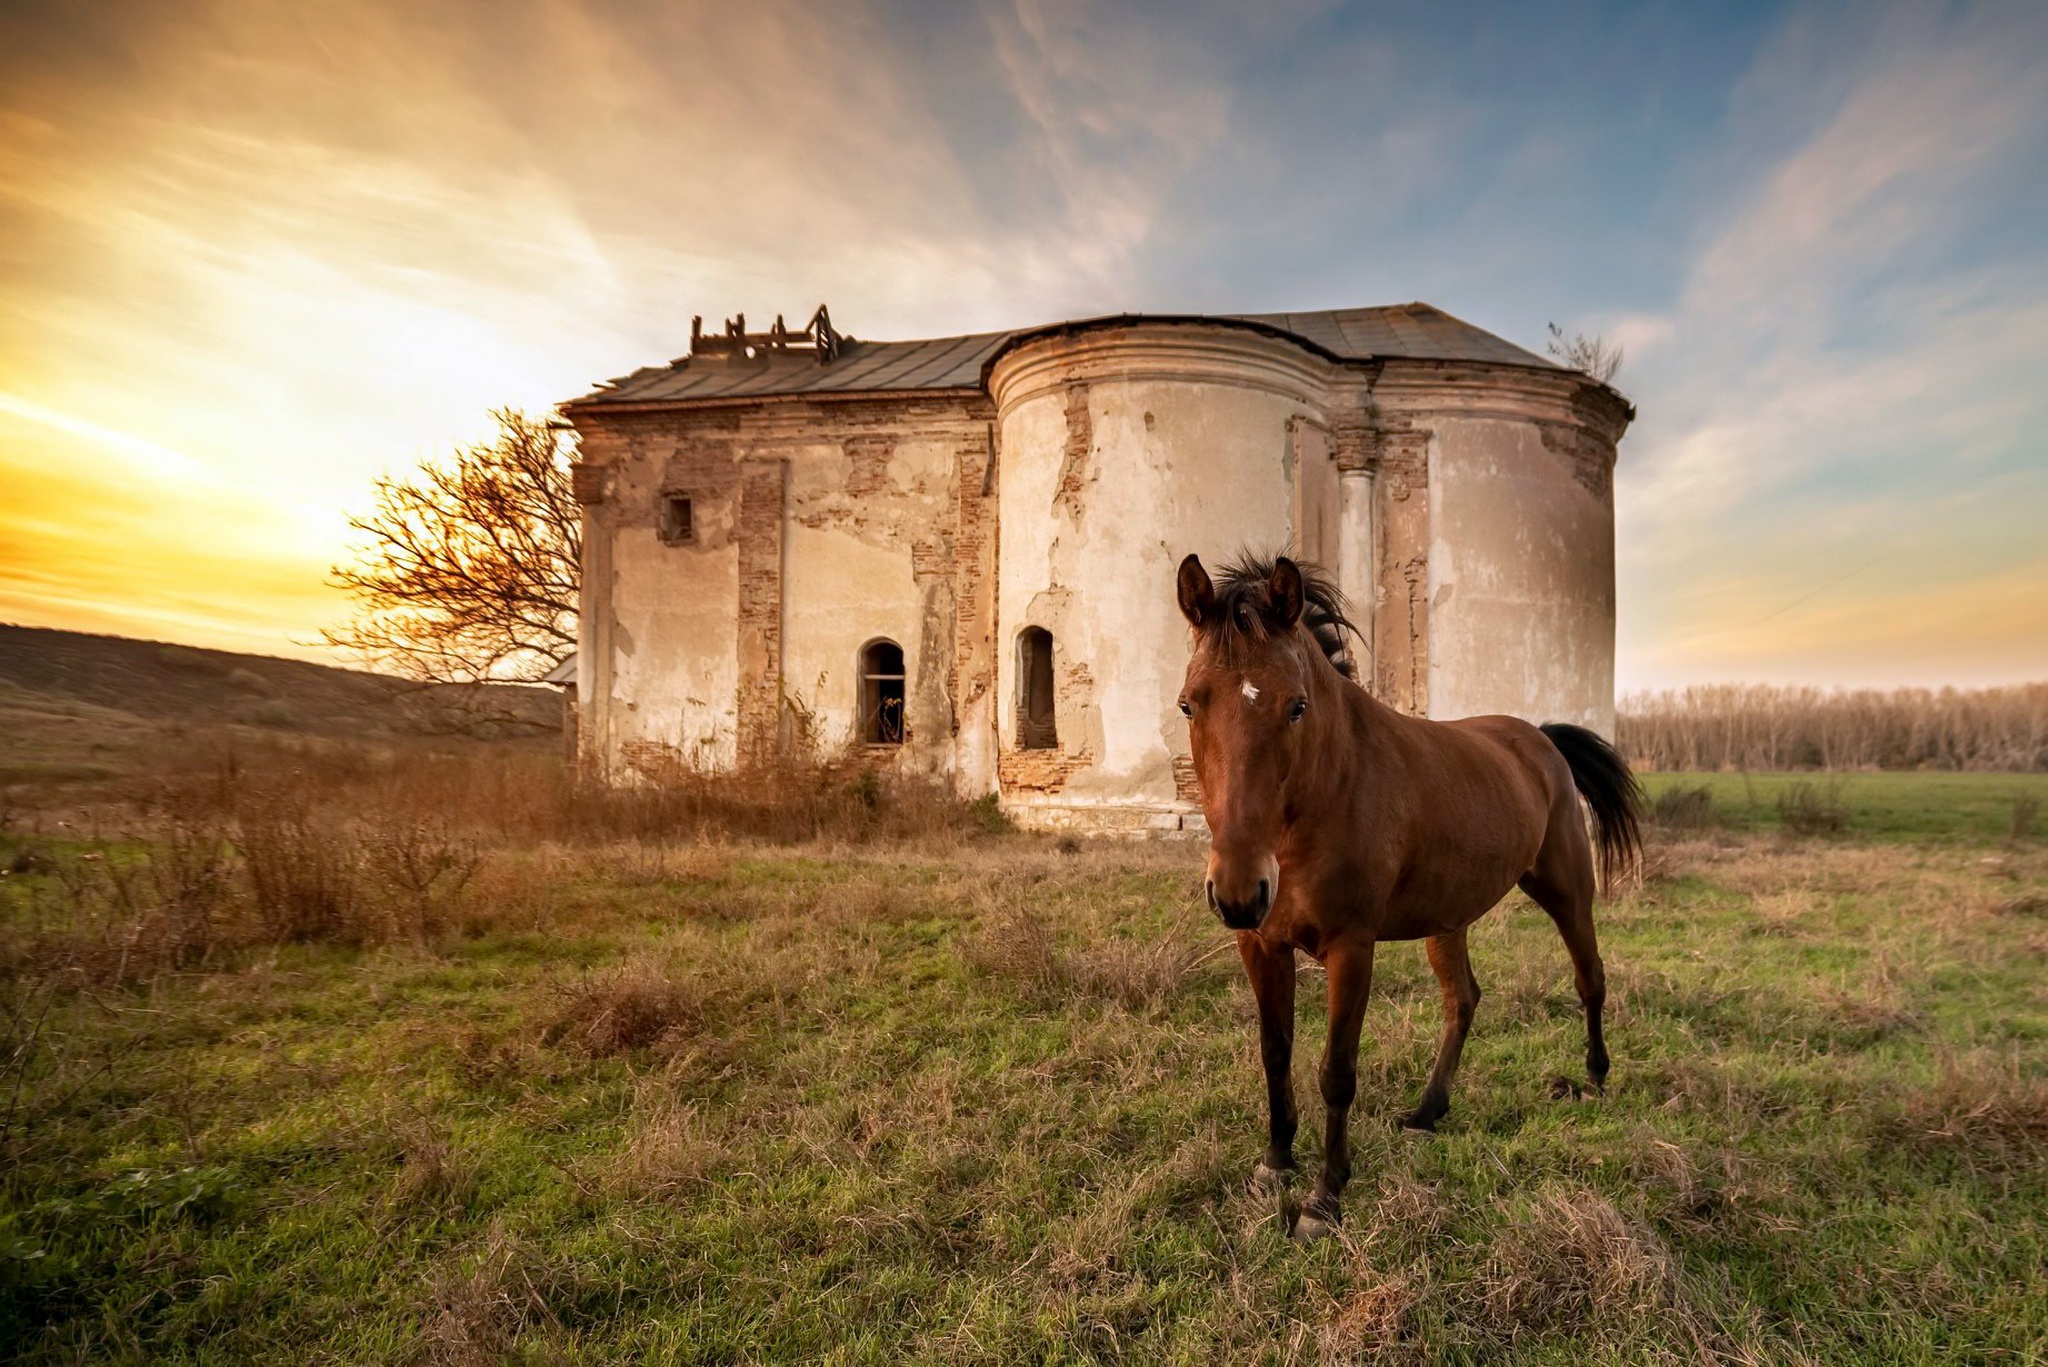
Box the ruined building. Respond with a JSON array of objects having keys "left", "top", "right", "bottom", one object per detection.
[{"left": 560, "top": 303, "right": 1633, "bottom": 832}]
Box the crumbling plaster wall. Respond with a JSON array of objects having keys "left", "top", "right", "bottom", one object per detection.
[
  {"left": 1375, "top": 364, "right": 1629, "bottom": 737},
  {"left": 568, "top": 394, "right": 995, "bottom": 781},
  {"left": 988, "top": 325, "right": 1332, "bottom": 829}
]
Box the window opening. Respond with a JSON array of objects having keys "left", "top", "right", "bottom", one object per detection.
[
  {"left": 859, "top": 640, "right": 906, "bottom": 744},
  {"left": 660, "top": 494, "right": 694, "bottom": 544},
  {"left": 1017, "top": 627, "right": 1058, "bottom": 750}
]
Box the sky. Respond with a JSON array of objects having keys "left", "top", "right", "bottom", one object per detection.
[{"left": 1, "top": 0, "right": 2044, "bottom": 690}]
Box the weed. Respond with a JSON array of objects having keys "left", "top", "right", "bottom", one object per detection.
[
  {"left": 541, "top": 954, "right": 701, "bottom": 1054},
  {"left": 604, "top": 1077, "right": 723, "bottom": 1199},
  {"left": 1649, "top": 784, "right": 1717, "bottom": 831},
  {"left": 384, "top": 1110, "right": 476, "bottom": 1212},
  {"left": 2012, "top": 792, "right": 2039, "bottom": 844},
  {"left": 419, "top": 1226, "right": 571, "bottom": 1366},
  {"left": 1778, "top": 779, "right": 1849, "bottom": 837}
]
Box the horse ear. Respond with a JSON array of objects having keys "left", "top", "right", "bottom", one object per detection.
[
  {"left": 1267, "top": 557, "right": 1305, "bottom": 628},
  {"left": 1177, "top": 553, "right": 1214, "bottom": 628}
]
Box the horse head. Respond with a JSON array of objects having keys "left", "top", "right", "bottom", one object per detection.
[{"left": 1176, "top": 552, "right": 1353, "bottom": 932}]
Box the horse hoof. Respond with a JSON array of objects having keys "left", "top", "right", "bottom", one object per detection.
[
  {"left": 1251, "top": 1161, "right": 1294, "bottom": 1193},
  {"left": 1399, "top": 1107, "right": 1443, "bottom": 1132},
  {"left": 1292, "top": 1211, "right": 1339, "bottom": 1243}
]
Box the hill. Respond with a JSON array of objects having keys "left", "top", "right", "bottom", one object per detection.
[{"left": 0, "top": 623, "right": 559, "bottom": 783}]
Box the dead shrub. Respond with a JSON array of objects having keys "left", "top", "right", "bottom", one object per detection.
[
  {"left": 359, "top": 817, "right": 482, "bottom": 943},
  {"left": 1777, "top": 780, "right": 1848, "bottom": 838},
  {"left": 4, "top": 821, "right": 242, "bottom": 985},
  {"left": 541, "top": 955, "right": 701, "bottom": 1055},
  {"left": 957, "top": 902, "right": 1062, "bottom": 990},
  {"left": 1650, "top": 785, "right": 1717, "bottom": 832},
  {"left": 235, "top": 800, "right": 364, "bottom": 942},
  {"left": 1477, "top": 1186, "right": 1680, "bottom": 1336}
]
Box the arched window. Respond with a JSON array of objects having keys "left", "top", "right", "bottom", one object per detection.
[
  {"left": 1017, "top": 627, "right": 1057, "bottom": 750},
  {"left": 859, "top": 640, "right": 906, "bottom": 744}
]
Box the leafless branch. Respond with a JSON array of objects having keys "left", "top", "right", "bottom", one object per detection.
[{"left": 325, "top": 409, "right": 579, "bottom": 688}]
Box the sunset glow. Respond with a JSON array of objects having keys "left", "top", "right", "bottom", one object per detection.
[{"left": 2, "top": 0, "right": 2043, "bottom": 685}]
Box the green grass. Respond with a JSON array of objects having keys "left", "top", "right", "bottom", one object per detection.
[
  {"left": 3, "top": 778, "right": 2046, "bottom": 1362},
  {"left": 1641, "top": 770, "right": 2048, "bottom": 842}
]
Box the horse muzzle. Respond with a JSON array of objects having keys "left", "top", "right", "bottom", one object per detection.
[{"left": 1205, "top": 855, "right": 1279, "bottom": 931}]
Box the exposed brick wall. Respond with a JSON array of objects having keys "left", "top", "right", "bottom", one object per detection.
[
  {"left": 1536, "top": 420, "right": 1614, "bottom": 500},
  {"left": 1172, "top": 753, "right": 1203, "bottom": 803},
  {"left": 1374, "top": 429, "right": 1430, "bottom": 716},
  {"left": 734, "top": 460, "right": 786, "bottom": 764},
  {"left": 953, "top": 427, "right": 997, "bottom": 732},
  {"left": 1055, "top": 383, "right": 1092, "bottom": 511},
  {"left": 998, "top": 748, "right": 1093, "bottom": 793}
]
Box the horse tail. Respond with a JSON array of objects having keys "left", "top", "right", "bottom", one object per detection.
[{"left": 1539, "top": 722, "right": 1644, "bottom": 887}]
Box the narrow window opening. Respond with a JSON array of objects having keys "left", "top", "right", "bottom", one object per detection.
[
  {"left": 660, "top": 493, "right": 694, "bottom": 544},
  {"left": 859, "top": 640, "right": 906, "bottom": 745},
  {"left": 1017, "top": 627, "right": 1058, "bottom": 750}
]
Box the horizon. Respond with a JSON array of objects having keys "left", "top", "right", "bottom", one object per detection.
[{"left": 3, "top": 1, "right": 2044, "bottom": 691}]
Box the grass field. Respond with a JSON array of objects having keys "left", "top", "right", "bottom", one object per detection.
[{"left": 3, "top": 756, "right": 2045, "bottom": 1363}]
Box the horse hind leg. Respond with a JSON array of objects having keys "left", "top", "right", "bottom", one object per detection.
[
  {"left": 1403, "top": 928, "right": 1480, "bottom": 1131},
  {"left": 1519, "top": 847, "right": 1610, "bottom": 1091}
]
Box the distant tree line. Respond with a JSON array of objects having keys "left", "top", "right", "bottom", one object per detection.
[{"left": 1618, "top": 683, "right": 2048, "bottom": 772}]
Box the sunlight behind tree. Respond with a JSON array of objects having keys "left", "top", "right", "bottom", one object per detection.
[{"left": 325, "top": 409, "right": 578, "bottom": 687}]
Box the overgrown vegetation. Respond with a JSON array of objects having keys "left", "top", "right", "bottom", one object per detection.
[
  {"left": 1620, "top": 680, "right": 2048, "bottom": 771},
  {"left": 2, "top": 745, "right": 2045, "bottom": 1361}
]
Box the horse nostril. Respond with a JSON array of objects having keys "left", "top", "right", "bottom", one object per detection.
[
  {"left": 1257, "top": 878, "right": 1270, "bottom": 911},
  {"left": 1205, "top": 879, "right": 1217, "bottom": 910}
]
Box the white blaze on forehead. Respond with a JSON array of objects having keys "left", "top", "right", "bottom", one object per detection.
[{"left": 1240, "top": 679, "right": 1260, "bottom": 704}]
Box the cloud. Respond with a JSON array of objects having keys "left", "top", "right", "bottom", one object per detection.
[
  {"left": 0, "top": 0, "right": 2041, "bottom": 689},
  {"left": 1612, "top": 0, "right": 2048, "bottom": 688}
]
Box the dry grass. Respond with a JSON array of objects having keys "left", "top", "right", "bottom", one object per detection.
[
  {"left": 960, "top": 899, "right": 1225, "bottom": 1009},
  {"left": 419, "top": 1226, "right": 575, "bottom": 1367},
  {"left": 602, "top": 1077, "right": 724, "bottom": 1200},
  {"left": 1478, "top": 1186, "right": 1681, "bottom": 1335},
  {"left": 4, "top": 746, "right": 2047, "bottom": 1362}
]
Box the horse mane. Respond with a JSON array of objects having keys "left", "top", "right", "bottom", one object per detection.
[{"left": 1211, "top": 552, "right": 1366, "bottom": 682}]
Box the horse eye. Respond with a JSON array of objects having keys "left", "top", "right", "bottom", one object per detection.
[
  {"left": 1178, "top": 699, "right": 1194, "bottom": 719},
  {"left": 1288, "top": 698, "right": 1308, "bottom": 722}
]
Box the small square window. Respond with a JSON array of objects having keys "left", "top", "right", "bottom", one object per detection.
[{"left": 660, "top": 494, "right": 694, "bottom": 544}]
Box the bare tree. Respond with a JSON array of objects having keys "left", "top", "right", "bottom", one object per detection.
[
  {"left": 326, "top": 409, "right": 578, "bottom": 692},
  {"left": 1546, "top": 323, "right": 1624, "bottom": 383}
]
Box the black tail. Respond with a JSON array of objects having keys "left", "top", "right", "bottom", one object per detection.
[{"left": 1540, "top": 723, "right": 1644, "bottom": 887}]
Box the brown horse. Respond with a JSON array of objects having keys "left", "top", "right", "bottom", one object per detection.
[{"left": 1176, "top": 551, "right": 1642, "bottom": 1241}]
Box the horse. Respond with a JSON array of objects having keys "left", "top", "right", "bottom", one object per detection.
[{"left": 1175, "top": 551, "right": 1642, "bottom": 1242}]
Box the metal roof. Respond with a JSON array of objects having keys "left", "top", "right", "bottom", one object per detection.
[{"left": 567, "top": 302, "right": 1562, "bottom": 408}]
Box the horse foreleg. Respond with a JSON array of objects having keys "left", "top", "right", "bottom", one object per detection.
[
  {"left": 1297, "top": 938, "right": 1374, "bottom": 1241},
  {"left": 1238, "top": 932, "right": 1297, "bottom": 1188},
  {"left": 1404, "top": 927, "right": 1480, "bottom": 1131}
]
